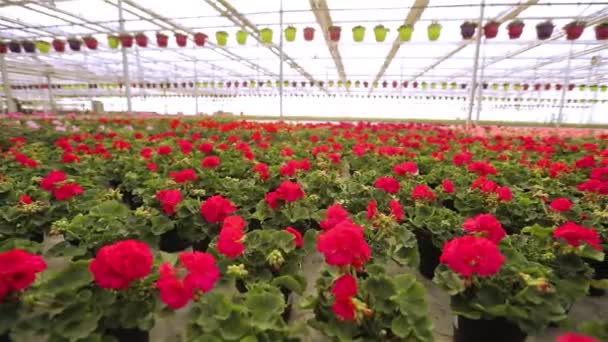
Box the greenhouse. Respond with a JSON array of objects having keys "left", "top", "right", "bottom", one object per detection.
[{"left": 0, "top": 1, "right": 607, "bottom": 342}]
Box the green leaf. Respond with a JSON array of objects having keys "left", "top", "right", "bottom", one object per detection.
[
  {"left": 220, "top": 312, "right": 249, "bottom": 341},
  {"left": 43, "top": 260, "right": 93, "bottom": 294},
  {"left": 433, "top": 265, "right": 466, "bottom": 296},
  {"left": 45, "top": 240, "right": 87, "bottom": 258},
  {"left": 0, "top": 238, "right": 42, "bottom": 253},
  {"left": 579, "top": 244, "right": 604, "bottom": 261},
  {"left": 150, "top": 215, "right": 175, "bottom": 235},
  {"left": 303, "top": 229, "right": 317, "bottom": 254},
  {"left": 391, "top": 316, "right": 413, "bottom": 338},
  {"left": 90, "top": 200, "right": 129, "bottom": 217},
  {"left": 272, "top": 275, "right": 305, "bottom": 295},
  {"left": 521, "top": 224, "right": 553, "bottom": 239},
  {"left": 245, "top": 289, "right": 285, "bottom": 326}
]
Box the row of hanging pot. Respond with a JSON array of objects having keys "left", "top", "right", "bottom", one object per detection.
[
  {"left": 5, "top": 81, "right": 608, "bottom": 92},
  {"left": 2, "top": 20, "right": 608, "bottom": 54}
]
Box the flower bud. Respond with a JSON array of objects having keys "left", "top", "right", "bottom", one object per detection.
[
  {"left": 227, "top": 264, "right": 248, "bottom": 277},
  {"left": 266, "top": 249, "right": 285, "bottom": 270}
]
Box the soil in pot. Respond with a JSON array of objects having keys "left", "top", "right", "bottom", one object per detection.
[
  {"left": 453, "top": 316, "right": 526, "bottom": 342},
  {"left": 105, "top": 328, "right": 149, "bottom": 342},
  {"left": 414, "top": 229, "right": 441, "bottom": 279}
]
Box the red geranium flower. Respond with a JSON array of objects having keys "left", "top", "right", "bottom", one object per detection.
[
  {"left": 574, "top": 155, "right": 596, "bottom": 169},
  {"left": 201, "top": 156, "right": 220, "bottom": 169},
  {"left": 157, "top": 145, "right": 173, "bottom": 155},
  {"left": 284, "top": 227, "right": 303, "bottom": 248},
  {"left": 411, "top": 184, "right": 436, "bottom": 202},
  {"left": 275, "top": 181, "right": 305, "bottom": 202},
  {"left": 156, "top": 264, "right": 193, "bottom": 310},
  {"left": 553, "top": 222, "right": 602, "bottom": 251},
  {"left": 200, "top": 195, "right": 237, "bottom": 223},
  {"left": 556, "top": 333, "right": 598, "bottom": 342},
  {"left": 89, "top": 240, "right": 153, "bottom": 290},
  {"left": 393, "top": 161, "right": 418, "bottom": 176},
  {"left": 140, "top": 148, "right": 153, "bottom": 159},
  {"left": 169, "top": 169, "right": 197, "bottom": 183},
  {"left": 549, "top": 198, "right": 573, "bottom": 212},
  {"left": 147, "top": 162, "right": 158, "bottom": 172},
  {"left": 40, "top": 170, "right": 66, "bottom": 191},
  {"left": 331, "top": 274, "right": 357, "bottom": 299},
  {"left": 198, "top": 142, "right": 214, "bottom": 154},
  {"left": 374, "top": 176, "right": 400, "bottom": 194},
  {"left": 52, "top": 183, "right": 83, "bottom": 201},
  {"left": 177, "top": 140, "right": 193, "bottom": 154},
  {"left": 320, "top": 204, "right": 351, "bottom": 231},
  {"left": 496, "top": 186, "right": 512, "bottom": 202},
  {"left": 19, "top": 195, "right": 33, "bottom": 205},
  {"left": 463, "top": 214, "right": 506, "bottom": 244},
  {"left": 156, "top": 189, "right": 182, "bottom": 215},
  {"left": 452, "top": 152, "right": 472, "bottom": 166},
  {"left": 252, "top": 163, "right": 269, "bottom": 180},
  {"left": 366, "top": 200, "right": 378, "bottom": 221},
  {"left": 471, "top": 176, "right": 498, "bottom": 193},
  {"left": 217, "top": 216, "right": 246, "bottom": 258},
  {"left": 442, "top": 179, "right": 455, "bottom": 193},
  {"left": 440, "top": 236, "right": 505, "bottom": 278},
  {"left": 317, "top": 221, "right": 371, "bottom": 268},
  {"left": 0, "top": 249, "right": 46, "bottom": 301},
  {"left": 61, "top": 153, "right": 80, "bottom": 164},
  {"left": 332, "top": 297, "right": 356, "bottom": 321},
  {"left": 389, "top": 199, "right": 404, "bottom": 222},
  {"left": 467, "top": 161, "right": 497, "bottom": 176},
  {"left": 577, "top": 179, "right": 608, "bottom": 195},
  {"left": 265, "top": 191, "right": 281, "bottom": 209}
]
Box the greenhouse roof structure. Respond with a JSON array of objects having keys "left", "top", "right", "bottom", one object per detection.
[{"left": 0, "top": 0, "right": 607, "bottom": 122}]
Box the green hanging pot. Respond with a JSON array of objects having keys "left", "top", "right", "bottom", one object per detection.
[
  {"left": 600, "top": 85, "right": 607, "bottom": 92},
  {"left": 374, "top": 25, "right": 389, "bottom": 42},
  {"left": 284, "top": 26, "right": 296, "bottom": 42},
  {"left": 260, "top": 28, "right": 273, "bottom": 43},
  {"left": 491, "top": 83, "right": 499, "bottom": 90},
  {"left": 216, "top": 31, "right": 228, "bottom": 46},
  {"left": 236, "top": 30, "right": 248, "bottom": 45},
  {"left": 427, "top": 22, "right": 442, "bottom": 41},
  {"left": 35, "top": 40, "right": 50, "bottom": 53},
  {"left": 108, "top": 35, "right": 120, "bottom": 49},
  {"left": 352, "top": 26, "right": 366, "bottom": 42},
  {"left": 590, "top": 84, "right": 598, "bottom": 91},
  {"left": 398, "top": 24, "right": 413, "bottom": 42}
]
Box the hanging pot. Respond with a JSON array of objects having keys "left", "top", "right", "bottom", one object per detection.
[
  {"left": 216, "top": 31, "right": 228, "bottom": 46},
  {"left": 107, "top": 35, "right": 120, "bottom": 49},
  {"left": 193, "top": 32, "right": 207, "bottom": 46},
  {"left": 284, "top": 26, "right": 296, "bottom": 42},
  {"left": 484, "top": 21, "right": 500, "bottom": 39},
  {"left": 373, "top": 25, "right": 388, "bottom": 42},
  {"left": 22, "top": 40, "right": 36, "bottom": 53},
  {"left": 8, "top": 40, "right": 21, "bottom": 53},
  {"left": 236, "top": 30, "right": 248, "bottom": 45},
  {"left": 0, "top": 42, "right": 6, "bottom": 54},
  {"left": 260, "top": 28, "right": 273, "bottom": 43},
  {"left": 83, "top": 36, "right": 98, "bottom": 50},
  {"left": 564, "top": 21, "right": 585, "bottom": 40},
  {"left": 119, "top": 34, "right": 133, "bottom": 48},
  {"left": 328, "top": 26, "right": 341, "bottom": 42},
  {"left": 175, "top": 33, "right": 187, "bottom": 47},
  {"left": 398, "top": 24, "right": 413, "bottom": 42},
  {"left": 453, "top": 315, "right": 527, "bottom": 342},
  {"left": 303, "top": 27, "right": 315, "bottom": 41},
  {"left": 67, "top": 37, "right": 82, "bottom": 51},
  {"left": 427, "top": 22, "right": 441, "bottom": 41},
  {"left": 156, "top": 33, "right": 169, "bottom": 47},
  {"left": 536, "top": 21, "right": 554, "bottom": 40},
  {"left": 352, "top": 26, "right": 366, "bottom": 42},
  {"left": 460, "top": 22, "right": 477, "bottom": 39},
  {"left": 35, "top": 40, "right": 50, "bottom": 53},
  {"left": 595, "top": 23, "right": 608, "bottom": 40},
  {"left": 507, "top": 20, "right": 525, "bottom": 39},
  {"left": 135, "top": 33, "right": 148, "bottom": 47}
]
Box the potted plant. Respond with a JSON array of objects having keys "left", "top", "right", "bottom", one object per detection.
[
  {"left": 0, "top": 42, "right": 6, "bottom": 54},
  {"left": 83, "top": 36, "right": 98, "bottom": 50},
  {"left": 175, "top": 32, "right": 187, "bottom": 47},
  {"left": 193, "top": 32, "right": 207, "bottom": 46},
  {"left": 236, "top": 30, "right": 248, "bottom": 45},
  {"left": 428, "top": 22, "right": 442, "bottom": 41},
  {"left": 484, "top": 20, "right": 500, "bottom": 39},
  {"left": 21, "top": 40, "right": 36, "bottom": 53},
  {"left": 398, "top": 24, "right": 414, "bottom": 42},
  {"left": 564, "top": 20, "right": 586, "bottom": 40},
  {"left": 155, "top": 32, "right": 168, "bottom": 47},
  {"left": 135, "top": 33, "right": 148, "bottom": 47},
  {"left": 328, "top": 25, "right": 341, "bottom": 42},
  {"left": 303, "top": 27, "right": 315, "bottom": 41},
  {"left": 107, "top": 35, "right": 120, "bottom": 49},
  {"left": 507, "top": 20, "right": 525, "bottom": 39},
  {"left": 536, "top": 20, "right": 555, "bottom": 40},
  {"left": 352, "top": 25, "right": 366, "bottom": 42},
  {"left": 216, "top": 31, "right": 228, "bottom": 46},
  {"left": 66, "top": 37, "right": 81, "bottom": 51},
  {"left": 260, "top": 28, "right": 273, "bottom": 43},
  {"left": 119, "top": 34, "right": 133, "bottom": 48},
  {"left": 284, "top": 26, "right": 296, "bottom": 42},
  {"left": 8, "top": 40, "right": 21, "bottom": 53},
  {"left": 373, "top": 24, "right": 389, "bottom": 42},
  {"left": 595, "top": 21, "right": 608, "bottom": 40},
  {"left": 460, "top": 21, "right": 478, "bottom": 39}
]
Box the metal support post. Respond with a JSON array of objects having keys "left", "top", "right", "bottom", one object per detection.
[
  {"left": 475, "top": 43, "right": 486, "bottom": 122},
  {"left": 194, "top": 60, "right": 199, "bottom": 114},
  {"left": 279, "top": 0, "right": 284, "bottom": 118},
  {"left": 557, "top": 42, "right": 574, "bottom": 127},
  {"left": 118, "top": 0, "right": 132, "bottom": 113},
  {"left": 466, "top": 0, "right": 485, "bottom": 128},
  {"left": 46, "top": 74, "right": 55, "bottom": 112},
  {"left": 1, "top": 54, "right": 16, "bottom": 113}
]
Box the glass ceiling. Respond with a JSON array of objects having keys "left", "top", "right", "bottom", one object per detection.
[{"left": 0, "top": 0, "right": 607, "bottom": 100}]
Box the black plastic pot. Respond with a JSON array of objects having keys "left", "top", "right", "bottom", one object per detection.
[
  {"left": 415, "top": 229, "right": 441, "bottom": 279},
  {"left": 588, "top": 257, "right": 608, "bottom": 297},
  {"left": 106, "top": 328, "right": 149, "bottom": 342},
  {"left": 453, "top": 316, "right": 526, "bottom": 342},
  {"left": 0, "top": 333, "right": 11, "bottom": 342},
  {"left": 159, "top": 229, "right": 191, "bottom": 252}
]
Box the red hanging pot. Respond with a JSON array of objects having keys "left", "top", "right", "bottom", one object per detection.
[
  {"left": 534, "top": 84, "right": 541, "bottom": 91},
  {"left": 22, "top": 40, "right": 35, "bottom": 53},
  {"left": 544, "top": 84, "right": 551, "bottom": 90},
  {"left": 8, "top": 40, "right": 22, "bottom": 53},
  {"left": 156, "top": 33, "right": 169, "bottom": 47},
  {"left": 328, "top": 26, "right": 341, "bottom": 42},
  {"left": 83, "top": 36, "right": 98, "bottom": 50},
  {"left": 507, "top": 20, "right": 525, "bottom": 39},
  {"left": 175, "top": 33, "right": 187, "bottom": 47},
  {"left": 304, "top": 27, "right": 315, "bottom": 41},
  {"left": 483, "top": 21, "right": 500, "bottom": 39},
  {"left": 536, "top": 21, "right": 554, "bottom": 40},
  {"left": 595, "top": 23, "right": 608, "bottom": 40},
  {"left": 392, "top": 81, "right": 398, "bottom": 88},
  {"left": 522, "top": 84, "right": 529, "bottom": 91},
  {"left": 120, "top": 34, "right": 134, "bottom": 48},
  {"left": 382, "top": 81, "right": 388, "bottom": 88},
  {"left": 0, "top": 42, "right": 6, "bottom": 54},
  {"left": 402, "top": 81, "right": 408, "bottom": 88},
  {"left": 460, "top": 22, "right": 477, "bottom": 39},
  {"left": 135, "top": 33, "right": 148, "bottom": 47},
  {"left": 193, "top": 32, "right": 207, "bottom": 46},
  {"left": 564, "top": 21, "right": 585, "bottom": 40},
  {"left": 568, "top": 84, "right": 575, "bottom": 91},
  {"left": 555, "top": 84, "right": 563, "bottom": 90},
  {"left": 412, "top": 82, "right": 418, "bottom": 88}
]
